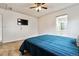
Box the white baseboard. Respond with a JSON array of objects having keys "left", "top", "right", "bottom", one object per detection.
[
  {"left": 2, "top": 35, "right": 38, "bottom": 43},
  {"left": 2, "top": 38, "right": 25, "bottom": 43}
]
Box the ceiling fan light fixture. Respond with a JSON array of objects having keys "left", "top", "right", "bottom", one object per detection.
[{"left": 35, "top": 6, "right": 41, "bottom": 12}]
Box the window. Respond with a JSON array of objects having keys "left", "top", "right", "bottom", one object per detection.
[{"left": 56, "top": 15, "right": 68, "bottom": 31}]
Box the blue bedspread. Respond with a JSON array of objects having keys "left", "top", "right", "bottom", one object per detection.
[{"left": 19, "top": 35, "right": 79, "bottom": 56}]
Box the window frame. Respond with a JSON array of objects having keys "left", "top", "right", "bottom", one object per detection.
[{"left": 56, "top": 14, "right": 68, "bottom": 31}]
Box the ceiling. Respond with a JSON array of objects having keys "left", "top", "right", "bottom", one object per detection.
[{"left": 0, "top": 3, "right": 76, "bottom": 18}]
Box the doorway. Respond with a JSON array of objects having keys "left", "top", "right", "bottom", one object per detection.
[{"left": 0, "top": 14, "right": 2, "bottom": 45}]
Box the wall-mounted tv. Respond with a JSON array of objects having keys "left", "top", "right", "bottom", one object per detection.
[{"left": 17, "top": 18, "right": 28, "bottom": 25}]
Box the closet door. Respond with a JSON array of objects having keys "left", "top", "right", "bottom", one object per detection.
[{"left": 0, "top": 14, "right": 2, "bottom": 45}]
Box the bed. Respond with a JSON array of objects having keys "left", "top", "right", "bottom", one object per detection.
[{"left": 19, "top": 35, "right": 79, "bottom": 56}]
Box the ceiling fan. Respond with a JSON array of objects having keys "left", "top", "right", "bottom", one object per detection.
[{"left": 30, "top": 3, "right": 48, "bottom": 12}]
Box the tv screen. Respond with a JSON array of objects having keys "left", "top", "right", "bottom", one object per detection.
[
  {"left": 21, "top": 19, "right": 28, "bottom": 25},
  {"left": 17, "top": 19, "right": 28, "bottom": 25}
]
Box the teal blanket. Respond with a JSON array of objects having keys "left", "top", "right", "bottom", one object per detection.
[{"left": 19, "top": 35, "right": 79, "bottom": 56}]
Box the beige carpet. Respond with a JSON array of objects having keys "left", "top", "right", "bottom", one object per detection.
[{"left": 0, "top": 40, "right": 31, "bottom": 56}]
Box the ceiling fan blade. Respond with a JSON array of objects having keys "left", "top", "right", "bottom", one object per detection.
[
  {"left": 30, "top": 7, "right": 36, "bottom": 9},
  {"left": 42, "top": 3, "right": 45, "bottom": 5},
  {"left": 42, "top": 7, "right": 47, "bottom": 9}
]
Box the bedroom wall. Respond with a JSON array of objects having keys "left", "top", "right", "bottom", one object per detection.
[
  {"left": 38, "top": 4, "right": 79, "bottom": 38},
  {"left": 0, "top": 8, "right": 38, "bottom": 43}
]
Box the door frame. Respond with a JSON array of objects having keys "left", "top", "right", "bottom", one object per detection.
[{"left": 0, "top": 14, "right": 3, "bottom": 46}]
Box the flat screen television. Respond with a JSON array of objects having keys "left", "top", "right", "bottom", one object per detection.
[{"left": 17, "top": 18, "right": 28, "bottom": 25}]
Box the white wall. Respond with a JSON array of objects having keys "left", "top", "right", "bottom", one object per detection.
[
  {"left": 0, "top": 8, "right": 38, "bottom": 43},
  {"left": 38, "top": 4, "right": 79, "bottom": 38}
]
